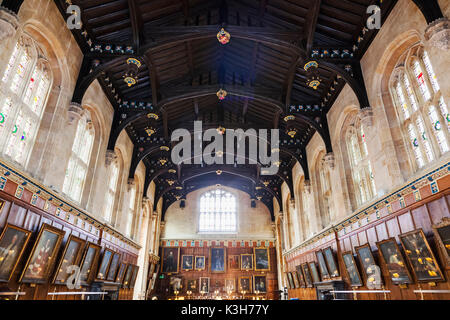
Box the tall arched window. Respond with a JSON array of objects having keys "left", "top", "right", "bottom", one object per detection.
[
  {"left": 62, "top": 112, "right": 94, "bottom": 202},
  {"left": 199, "top": 189, "right": 236, "bottom": 232},
  {"left": 126, "top": 185, "right": 137, "bottom": 238},
  {"left": 346, "top": 120, "right": 376, "bottom": 206},
  {"left": 103, "top": 160, "right": 119, "bottom": 223},
  {"left": 390, "top": 45, "right": 449, "bottom": 172},
  {"left": 317, "top": 154, "right": 331, "bottom": 229},
  {"left": 0, "top": 35, "right": 52, "bottom": 166}
]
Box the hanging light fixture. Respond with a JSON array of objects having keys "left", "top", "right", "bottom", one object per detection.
[
  {"left": 217, "top": 28, "right": 231, "bottom": 45},
  {"left": 216, "top": 126, "right": 226, "bottom": 135},
  {"left": 123, "top": 58, "right": 141, "bottom": 87},
  {"left": 216, "top": 88, "right": 227, "bottom": 100},
  {"left": 304, "top": 61, "right": 321, "bottom": 90}
]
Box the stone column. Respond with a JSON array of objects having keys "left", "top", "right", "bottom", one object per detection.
[{"left": 105, "top": 150, "right": 117, "bottom": 166}]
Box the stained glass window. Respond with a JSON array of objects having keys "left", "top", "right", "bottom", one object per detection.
[
  {"left": 390, "top": 46, "right": 448, "bottom": 172},
  {"left": 104, "top": 161, "right": 119, "bottom": 223},
  {"left": 346, "top": 121, "right": 376, "bottom": 207},
  {"left": 126, "top": 186, "right": 136, "bottom": 237},
  {"left": 62, "top": 113, "right": 94, "bottom": 202},
  {"left": 199, "top": 189, "right": 236, "bottom": 232},
  {"left": 0, "top": 35, "right": 52, "bottom": 167}
]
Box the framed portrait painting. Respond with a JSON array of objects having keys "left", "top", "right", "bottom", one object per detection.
[
  {"left": 199, "top": 277, "right": 210, "bottom": 293},
  {"left": 377, "top": 238, "right": 412, "bottom": 285},
  {"left": 195, "top": 256, "right": 205, "bottom": 271},
  {"left": 20, "top": 223, "right": 65, "bottom": 284},
  {"left": 308, "top": 262, "right": 321, "bottom": 283},
  {"left": 254, "top": 247, "right": 270, "bottom": 271},
  {"left": 355, "top": 244, "right": 383, "bottom": 287},
  {"left": 181, "top": 255, "right": 194, "bottom": 271},
  {"left": 399, "top": 229, "right": 444, "bottom": 283},
  {"left": 79, "top": 242, "right": 101, "bottom": 285},
  {"left": 225, "top": 278, "right": 235, "bottom": 293},
  {"left": 129, "top": 265, "right": 139, "bottom": 289},
  {"left": 241, "top": 253, "right": 253, "bottom": 271},
  {"left": 123, "top": 264, "right": 134, "bottom": 288},
  {"left": 315, "top": 250, "right": 330, "bottom": 281},
  {"left": 323, "top": 247, "right": 340, "bottom": 278},
  {"left": 302, "top": 263, "right": 313, "bottom": 287},
  {"left": 292, "top": 271, "right": 300, "bottom": 288},
  {"left": 96, "top": 248, "right": 114, "bottom": 280},
  {"left": 210, "top": 247, "right": 226, "bottom": 273},
  {"left": 106, "top": 252, "right": 121, "bottom": 282},
  {"left": 342, "top": 252, "right": 362, "bottom": 287},
  {"left": 239, "top": 276, "right": 252, "bottom": 293},
  {"left": 432, "top": 218, "right": 450, "bottom": 267},
  {"left": 286, "top": 272, "right": 295, "bottom": 289},
  {"left": 295, "top": 265, "right": 306, "bottom": 288},
  {"left": 229, "top": 255, "right": 240, "bottom": 271},
  {"left": 115, "top": 262, "right": 127, "bottom": 283},
  {"left": 161, "top": 247, "right": 180, "bottom": 273},
  {"left": 0, "top": 223, "right": 32, "bottom": 282},
  {"left": 52, "top": 235, "right": 85, "bottom": 285},
  {"left": 187, "top": 279, "right": 197, "bottom": 292},
  {"left": 253, "top": 275, "right": 266, "bottom": 293}
]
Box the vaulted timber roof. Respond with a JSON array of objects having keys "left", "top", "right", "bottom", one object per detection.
[{"left": 54, "top": 0, "right": 400, "bottom": 219}]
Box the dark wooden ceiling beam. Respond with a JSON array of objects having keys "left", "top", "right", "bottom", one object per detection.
[
  {"left": 128, "top": 0, "right": 143, "bottom": 49},
  {"left": 304, "top": 0, "right": 322, "bottom": 56}
]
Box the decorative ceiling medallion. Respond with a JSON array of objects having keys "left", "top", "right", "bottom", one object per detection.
[
  {"left": 159, "top": 158, "right": 168, "bottom": 166},
  {"left": 255, "top": 186, "right": 262, "bottom": 190},
  {"left": 262, "top": 181, "right": 270, "bottom": 187},
  {"left": 216, "top": 126, "right": 226, "bottom": 135},
  {"left": 304, "top": 60, "right": 321, "bottom": 90},
  {"left": 147, "top": 113, "right": 159, "bottom": 120},
  {"left": 145, "top": 127, "right": 155, "bottom": 136},
  {"left": 216, "top": 170, "right": 223, "bottom": 175},
  {"left": 216, "top": 88, "right": 227, "bottom": 100},
  {"left": 176, "top": 186, "right": 183, "bottom": 190},
  {"left": 166, "top": 179, "right": 175, "bottom": 186},
  {"left": 217, "top": 28, "right": 231, "bottom": 45},
  {"left": 283, "top": 115, "right": 295, "bottom": 122},
  {"left": 160, "top": 146, "right": 169, "bottom": 151},
  {"left": 168, "top": 169, "right": 176, "bottom": 173},
  {"left": 287, "top": 128, "right": 298, "bottom": 138},
  {"left": 123, "top": 58, "right": 141, "bottom": 87}
]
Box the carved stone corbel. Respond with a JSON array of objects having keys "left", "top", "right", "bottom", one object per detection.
[
  {"left": 67, "top": 102, "right": 84, "bottom": 124},
  {"left": 425, "top": 18, "right": 450, "bottom": 50},
  {"left": 359, "top": 106, "right": 374, "bottom": 128},
  {"left": 105, "top": 150, "right": 117, "bottom": 166},
  {"left": 0, "top": 7, "right": 19, "bottom": 42},
  {"left": 304, "top": 179, "right": 312, "bottom": 193},
  {"left": 324, "top": 152, "right": 335, "bottom": 170}
]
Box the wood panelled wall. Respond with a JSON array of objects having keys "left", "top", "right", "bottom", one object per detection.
[
  {"left": 286, "top": 189, "right": 450, "bottom": 300},
  {"left": 154, "top": 247, "right": 278, "bottom": 300},
  {"left": 0, "top": 190, "right": 138, "bottom": 300}
]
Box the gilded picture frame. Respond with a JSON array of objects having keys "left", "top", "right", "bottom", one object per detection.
[
  {"left": 292, "top": 270, "right": 300, "bottom": 288},
  {"left": 187, "top": 279, "right": 197, "bottom": 292},
  {"left": 161, "top": 247, "right": 180, "bottom": 274},
  {"left": 199, "top": 277, "right": 210, "bottom": 293},
  {"left": 240, "top": 253, "right": 253, "bottom": 271},
  {"left": 399, "top": 229, "right": 445, "bottom": 283},
  {"left": 225, "top": 278, "right": 235, "bottom": 293},
  {"left": 301, "top": 263, "right": 314, "bottom": 287},
  {"left": 355, "top": 243, "right": 382, "bottom": 287},
  {"left": 323, "top": 246, "right": 340, "bottom": 278},
  {"left": 432, "top": 217, "right": 450, "bottom": 268},
  {"left": 129, "top": 265, "right": 140, "bottom": 289},
  {"left": 254, "top": 247, "right": 270, "bottom": 271},
  {"left": 95, "top": 248, "right": 114, "bottom": 281},
  {"left": 295, "top": 264, "right": 306, "bottom": 288},
  {"left": 209, "top": 247, "right": 226, "bottom": 273},
  {"left": 0, "top": 223, "right": 32, "bottom": 282},
  {"left": 315, "top": 250, "right": 330, "bottom": 281},
  {"left": 376, "top": 238, "right": 412, "bottom": 285},
  {"left": 308, "top": 261, "right": 321, "bottom": 283},
  {"left": 123, "top": 263, "right": 134, "bottom": 288},
  {"left": 79, "top": 241, "right": 102, "bottom": 286},
  {"left": 229, "top": 255, "right": 240, "bottom": 271},
  {"left": 239, "top": 276, "right": 252, "bottom": 293},
  {"left": 195, "top": 255, "right": 205, "bottom": 271},
  {"left": 341, "top": 251, "right": 363, "bottom": 287},
  {"left": 106, "top": 252, "right": 121, "bottom": 282},
  {"left": 181, "top": 255, "right": 194, "bottom": 271},
  {"left": 19, "top": 223, "right": 65, "bottom": 284},
  {"left": 115, "top": 262, "right": 127, "bottom": 283},
  {"left": 52, "top": 234, "right": 86, "bottom": 285},
  {"left": 253, "top": 275, "right": 267, "bottom": 293}
]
